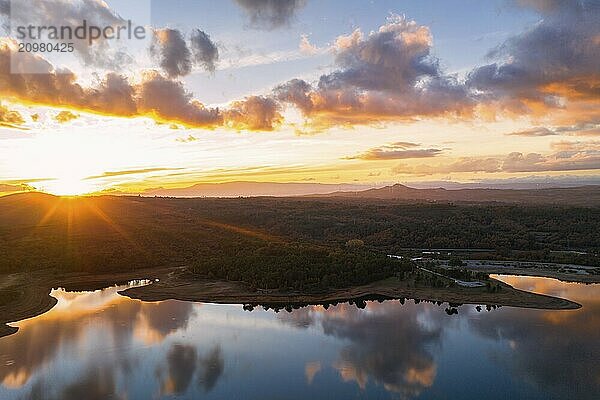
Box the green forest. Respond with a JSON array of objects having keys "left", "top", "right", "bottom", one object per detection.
[
  {"left": 1, "top": 194, "right": 598, "bottom": 290},
  {"left": 177, "top": 197, "right": 600, "bottom": 266}
]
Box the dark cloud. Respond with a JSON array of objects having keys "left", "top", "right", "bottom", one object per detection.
[
  {"left": 190, "top": 29, "right": 219, "bottom": 72},
  {"left": 151, "top": 28, "right": 192, "bottom": 78},
  {"left": 150, "top": 28, "right": 219, "bottom": 76},
  {"left": 345, "top": 142, "right": 443, "bottom": 160},
  {"left": 467, "top": 0, "right": 600, "bottom": 118},
  {"left": 234, "top": 0, "right": 307, "bottom": 29}
]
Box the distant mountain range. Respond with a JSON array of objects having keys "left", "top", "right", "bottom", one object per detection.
[
  {"left": 142, "top": 181, "right": 377, "bottom": 197},
  {"left": 131, "top": 181, "right": 600, "bottom": 205},
  {"left": 312, "top": 183, "right": 600, "bottom": 205}
]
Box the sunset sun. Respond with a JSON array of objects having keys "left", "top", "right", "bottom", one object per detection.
[{"left": 41, "top": 176, "right": 96, "bottom": 196}]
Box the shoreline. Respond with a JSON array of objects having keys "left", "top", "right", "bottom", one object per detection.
[
  {"left": 119, "top": 273, "right": 581, "bottom": 311},
  {"left": 440, "top": 260, "right": 600, "bottom": 284},
  {"left": 0, "top": 266, "right": 584, "bottom": 339}
]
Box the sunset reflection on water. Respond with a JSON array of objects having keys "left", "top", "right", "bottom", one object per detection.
[{"left": 0, "top": 276, "right": 597, "bottom": 400}]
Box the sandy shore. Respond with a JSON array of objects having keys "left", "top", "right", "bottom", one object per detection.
[
  {"left": 0, "top": 266, "right": 582, "bottom": 339},
  {"left": 120, "top": 271, "right": 580, "bottom": 311}
]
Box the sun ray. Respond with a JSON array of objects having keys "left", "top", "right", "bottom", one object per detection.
[{"left": 83, "top": 200, "right": 146, "bottom": 254}]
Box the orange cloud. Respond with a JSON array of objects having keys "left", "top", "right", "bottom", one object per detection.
[
  {"left": 0, "top": 40, "right": 280, "bottom": 132},
  {"left": 275, "top": 14, "right": 473, "bottom": 130},
  {"left": 54, "top": 110, "right": 79, "bottom": 123},
  {"left": 223, "top": 95, "right": 282, "bottom": 131},
  {"left": 0, "top": 103, "right": 25, "bottom": 128},
  {"left": 344, "top": 142, "right": 443, "bottom": 160}
]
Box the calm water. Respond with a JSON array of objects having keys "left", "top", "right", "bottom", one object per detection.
[{"left": 0, "top": 276, "right": 598, "bottom": 400}]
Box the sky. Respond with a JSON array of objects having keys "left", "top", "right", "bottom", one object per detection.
[{"left": 0, "top": 0, "right": 598, "bottom": 195}]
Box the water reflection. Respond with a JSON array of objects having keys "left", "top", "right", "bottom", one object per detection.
[
  {"left": 470, "top": 276, "right": 600, "bottom": 400},
  {"left": 278, "top": 302, "right": 447, "bottom": 397},
  {"left": 0, "top": 276, "right": 597, "bottom": 399}
]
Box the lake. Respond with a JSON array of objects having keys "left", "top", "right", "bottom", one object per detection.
[{"left": 0, "top": 275, "right": 598, "bottom": 400}]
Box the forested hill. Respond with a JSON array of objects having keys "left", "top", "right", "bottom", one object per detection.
[
  {"left": 313, "top": 184, "right": 600, "bottom": 206},
  {"left": 0, "top": 193, "right": 412, "bottom": 290},
  {"left": 1, "top": 192, "right": 598, "bottom": 282}
]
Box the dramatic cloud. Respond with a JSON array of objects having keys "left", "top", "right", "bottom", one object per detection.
[
  {"left": 0, "top": 103, "right": 24, "bottom": 128},
  {"left": 151, "top": 29, "right": 192, "bottom": 78},
  {"left": 0, "top": 41, "right": 279, "bottom": 131},
  {"left": 393, "top": 149, "right": 600, "bottom": 175},
  {"left": 190, "top": 29, "right": 219, "bottom": 72},
  {"left": 3, "top": 2, "right": 597, "bottom": 136},
  {"left": 150, "top": 28, "right": 219, "bottom": 76},
  {"left": 135, "top": 71, "right": 222, "bottom": 126},
  {"left": 271, "top": 6, "right": 599, "bottom": 130},
  {"left": 275, "top": 15, "right": 472, "bottom": 128},
  {"left": 235, "top": 0, "right": 307, "bottom": 29},
  {"left": 345, "top": 142, "right": 443, "bottom": 160},
  {"left": 223, "top": 95, "right": 282, "bottom": 131},
  {"left": 54, "top": 110, "right": 79, "bottom": 123},
  {"left": 467, "top": 0, "right": 600, "bottom": 123},
  {"left": 1, "top": 0, "right": 132, "bottom": 69}
]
